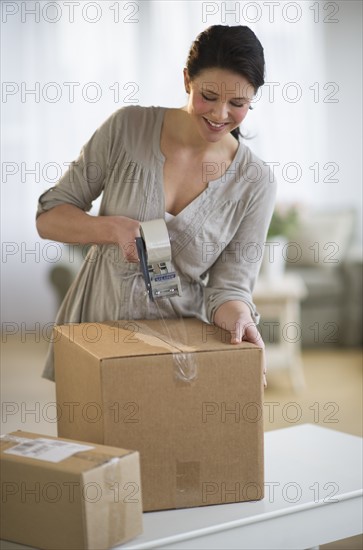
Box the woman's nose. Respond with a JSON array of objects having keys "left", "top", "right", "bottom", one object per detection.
[{"left": 211, "top": 101, "right": 229, "bottom": 121}]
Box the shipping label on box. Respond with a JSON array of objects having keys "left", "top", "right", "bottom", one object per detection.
[
  {"left": 0, "top": 430, "right": 143, "bottom": 549},
  {"left": 54, "top": 318, "right": 264, "bottom": 511}
]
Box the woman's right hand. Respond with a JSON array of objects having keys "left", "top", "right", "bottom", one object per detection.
[
  {"left": 109, "top": 215, "right": 141, "bottom": 263},
  {"left": 36, "top": 204, "right": 141, "bottom": 263}
]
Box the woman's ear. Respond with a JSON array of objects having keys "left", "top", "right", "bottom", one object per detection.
[{"left": 183, "top": 68, "right": 191, "bottom": 94}]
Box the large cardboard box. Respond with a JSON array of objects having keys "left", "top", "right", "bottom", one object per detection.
[
  {"left": 0, "top": 430, "right": 143, "bottom": 549},
  {"left": 54, "top": 318, "right": 264, "bottom": 511}
]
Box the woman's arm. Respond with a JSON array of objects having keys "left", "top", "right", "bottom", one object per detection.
[
  {"left": 36, "top": 108, "right": 141, "bottom": 262},
  {"left": 36, "top": 204, "right": 140, "bottom": 262},
  {"left": 203, "top": 161, "right": 277, "bottom": 386}
]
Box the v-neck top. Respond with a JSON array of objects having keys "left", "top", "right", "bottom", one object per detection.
[
  {"left": 37, "top": 105, "right": 277, "bottom": 381},
  {"left": 165, "top": 212, "right": 175, "bottom": 222}
]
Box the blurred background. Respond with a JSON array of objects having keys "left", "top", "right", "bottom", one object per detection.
[
  {"left": 1, "top": 2, "right": 362, "bottom": 548},
  {"left": 1, "top": 0, "right": 362, "bottom": 329}
]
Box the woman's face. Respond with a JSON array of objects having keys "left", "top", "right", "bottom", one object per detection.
[{"left": 184, "top": 67, "right": 255, "bottom": 143}]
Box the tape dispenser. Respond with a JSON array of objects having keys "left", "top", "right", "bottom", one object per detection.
[{"left": 135, "top": 219, "right": 182, "bottom": 301}]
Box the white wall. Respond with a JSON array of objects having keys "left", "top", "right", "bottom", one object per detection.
[{"left": 1, "top": 1, "right": 362, "bottom": 329}]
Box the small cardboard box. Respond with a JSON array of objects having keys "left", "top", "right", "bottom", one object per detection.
[
  {"left": 54, "top": 318, "right": 264, "bottom": 511},
  {"left": 0, "top": 430, "right": 143, "bottom": 549}
]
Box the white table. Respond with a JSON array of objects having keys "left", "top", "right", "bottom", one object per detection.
[
  {"left": 119, "top": 424, "right": 362, "bottom": 550},
  {"left": 1, "top": 425, "right": 362, "bottom": 550},
  {"left": 253, "top": 274, "right": 308, "bottom": 392}
]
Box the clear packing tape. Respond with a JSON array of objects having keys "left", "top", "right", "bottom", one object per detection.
[
  {"left": 136, "top": 218, "right": 196, "bottom": 381},
  {"left": 133, "top": 319, "right": 198, "bottom": 383},
  {"left": 139, "top": 219, "right": 171, "bottom": 263}
]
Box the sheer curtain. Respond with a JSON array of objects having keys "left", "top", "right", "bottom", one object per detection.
[{"left": 1, "top": 0, "right": 361, "bottom": 324}]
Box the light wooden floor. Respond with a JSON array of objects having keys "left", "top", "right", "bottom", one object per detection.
[
  {"left": 1, "top": 339, "right": 362, "bottom": 549},
  {"left": 264, "top": 348, "right": 362, "bottom": 438}
]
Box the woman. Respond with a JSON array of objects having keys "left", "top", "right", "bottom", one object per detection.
[{"left": 36, "top": 25, "right": 277, "bottom": 382}]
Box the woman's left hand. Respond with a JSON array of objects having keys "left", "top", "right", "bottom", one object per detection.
[{"left": 214, "top": 300, "right": 267, "bottom": 387}]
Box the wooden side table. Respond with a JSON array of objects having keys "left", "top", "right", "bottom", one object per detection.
[{"left": 253, "top": 273, "right": 308, "bottom": 392}]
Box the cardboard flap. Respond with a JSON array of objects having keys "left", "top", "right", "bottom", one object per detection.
[
  {"left": 54, "top": 322, "right": 182, "bottom": 360},
  {"left": 137, "top": 318, "right": 261, "bottom": 352},
  {"left": 55, "top": 319, "right": 260, "bottom": 360}
]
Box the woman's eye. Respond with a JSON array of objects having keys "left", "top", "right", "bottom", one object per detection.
[
  {"left": 201, "top": 93, "right": 246, "bottom": 108},
  {"left": 201, "top": 93, "right": 216, "bottom": 101}
]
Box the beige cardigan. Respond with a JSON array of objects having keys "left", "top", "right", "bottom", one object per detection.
[{"left": 36, "top": 105, "right": 277, "bottom": 380}]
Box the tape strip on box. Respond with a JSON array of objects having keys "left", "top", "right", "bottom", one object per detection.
[
  {"left": 175, "top": 460, "right": 201, "bottom": 508},
  {"left": 135, "top": 321, "right": 198, "bottom": 383}
]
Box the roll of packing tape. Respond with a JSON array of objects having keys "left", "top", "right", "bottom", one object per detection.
[{"left": 139, "top": 219, "right": 171, "bottom": 263}]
